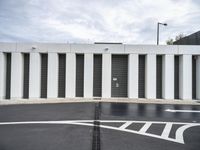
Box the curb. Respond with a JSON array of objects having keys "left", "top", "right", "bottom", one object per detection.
[{"left": 0, "top": 98, "right": 200, "bottom": 106}]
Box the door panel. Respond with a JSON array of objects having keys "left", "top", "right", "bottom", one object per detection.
[
  {"left": 174, "top": 56, "right": 179, "bottom": 99},
  {"left": 23, "top": 53, "right": 30, "bottom": 99},
  {"left": 192, "top": 56, "right": 196, "bottom": 99},
  {"left": 111, "top": 55, "right": 128, "bottom": 97},
  {"left": 138, "top": 55, "right": 145, "bottom": 98},
  {"left": 156, "top": 55, "right": 162, "bottom": 99},
  {"left": 58, "top": 54, "right": 66, "bottom": 98},
  {"left": 5, "top": 53, "right": 11, "bottom": 99},
  {"left": 40, "top": 54, "right": 48, "bottom": 98},
  {"left": 93, "top": 55, "right": 102, "bottom": 97},
  {"left": 76, "top": 54, "right": 84, "bottom": 97}
]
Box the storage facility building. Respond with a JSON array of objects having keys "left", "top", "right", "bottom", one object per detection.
[{"left": 0, "top": 42, "right": 200, "bottom": 100}]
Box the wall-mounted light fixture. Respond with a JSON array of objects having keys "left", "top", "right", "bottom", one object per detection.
[
  {"left": 31, "top": 46, "right": 37, "bottom": 50},
  {"left": 104, "top": 48, "right": 109, "bottom": 51}
]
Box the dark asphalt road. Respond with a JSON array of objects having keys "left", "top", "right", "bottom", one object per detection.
[{"left": 0, "top": 102, "right": 199, "bottom": 150}]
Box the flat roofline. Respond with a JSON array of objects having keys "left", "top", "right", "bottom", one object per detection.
[{"left": 94, "top": 42, "right": 123, "bottom": 44}]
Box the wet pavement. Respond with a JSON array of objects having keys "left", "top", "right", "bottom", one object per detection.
[{"left": 0, "top": 102, "right": 199, "bottom": 150}]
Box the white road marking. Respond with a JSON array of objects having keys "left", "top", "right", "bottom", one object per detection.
[
  {"left": 139, "top": 122, "right": 152, "bottom": 133},
  {"left": 165, "top": 109, "right": 200, "bottom": 113},
  {"left": 119, "top": 121, "right": 133, "bottom": 129},
  {"left": 0, "top": 120, "right": 200, "bottom": 144},
  {"left": 161, "top": 123, "right": 173, "bottom": 138}
]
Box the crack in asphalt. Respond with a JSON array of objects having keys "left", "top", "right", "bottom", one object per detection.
[{"left": 92, "top": 102, "right": 101, "bottom": 150}]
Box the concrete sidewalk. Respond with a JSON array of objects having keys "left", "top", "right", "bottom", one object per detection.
[{"left": 0, "top": 98, "right": 200, "bottom": 105}]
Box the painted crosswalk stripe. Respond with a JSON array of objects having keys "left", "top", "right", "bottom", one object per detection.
[
  {"left": 139, "top": 122, "right": 152, "bottom": 133},
  {"left": 161, "top": 123, "right": 173, "bottom": 138}
]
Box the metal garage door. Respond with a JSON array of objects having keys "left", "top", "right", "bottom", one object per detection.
[
  {"left": 23, "top": 53, "right": 30, "bottom": 99},
  {"left": 40, "top": 54, "right": 48, "bottom": 98},
  {"left": 138, "top": 55, "right": 145, "bottom": 98},
  {"left": 111, "top": 55, "right": 128, "bottom": 97},
  {"left": 156, "top": 55, "right": 162, "bottom": 99},
  {"left": 192, "top": 56, "right": 196, "bottom": 99},
  {"left": 76, "top": 54, "right": 84, "bottom": 97},
  {"left": 5, "top": 53, "right": 11, "bottom": 99},
  {"left": 58, "top": 54, "right": 66, "bottom": 98},
  {"left": 93, "top": 55, "right": 102, "bottom": 97},
  {"left": 174, "top": 56, "right": 179, "bottom": 99}
]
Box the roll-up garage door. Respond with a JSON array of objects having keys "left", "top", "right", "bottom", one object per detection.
[
  {"left": 93, "top": 54, "right": 102, "bottom": 97},
  {"left": 76, "top": 54, "right": 84, "bottom": 97},
  {"left": 58, "top": 54, "right": 66, "bottom": 98},
  {"left": 23, "top": 53, "right": 30, "bottom": 99},
  {"left": 138, "top": 55, "right": 145, "bottom": 98},
  {"left": 174, "top": 56, "right": 179, "bottom": 99},
  {"left": 156, "top": 55, "right": 162, "bottom": 99},
  {"left": 40, "top": 54, "right": 48, "bottom": 98},
  {"left": 192, "top": 56, "right": 196, "bottom": 99},
  {"left": 111, "top": 55, "right": 128, "bottom": 97},
  {"left": 5, "top": 53, "right": 11, "bottom": 99}
]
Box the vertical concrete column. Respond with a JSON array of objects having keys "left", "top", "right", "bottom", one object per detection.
[
  {"left": 29, "top": 53, "right": 41, "bottom": 98},
  {"left": 102, "top": 53, "right": 111, "bottom": 98},
  {"left": 128, "top": 54, "right": 138, "bottom": 98},
  {"left": 145, "top": 54, "right": 156, "bottom": 99},
  {"left": 47, "top": 53, "right": 58, "bottom": 98},
  {"left": 162, "top": 55, "right": 174, "bottom": 99},
  {"left": 179, "top": 55, "right": 192, "bottom": 100},
  {"left": 0, "top": 52, "right": 6, "bottom": 99},
  {"left": 196, "top": 56, "right": 200, "bottom": 100},
  {"left": 84, "top": 53, "right": 93, "bottom": 98},
  {"left": 11, "top": 53, "right": 23, "bottom": 99},
  {"left": 66, "top": 53, "right": 76, "bottom": 98}
]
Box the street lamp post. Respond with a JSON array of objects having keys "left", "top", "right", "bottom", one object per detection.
[{"left": 157, "top": 22, "right": 167, "bottom": 45}]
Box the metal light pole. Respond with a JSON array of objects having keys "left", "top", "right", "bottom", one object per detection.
[{"left": 157, "top": 22, "right": 167, "bottom": 45}]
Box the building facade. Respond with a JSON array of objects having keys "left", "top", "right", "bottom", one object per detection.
[{"left": 0, "top": 43, "right": 200, "bottom": 100}]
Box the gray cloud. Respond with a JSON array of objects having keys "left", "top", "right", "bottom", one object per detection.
[{"left": 0, "top": 0, "right": 199, "bottom": 44}]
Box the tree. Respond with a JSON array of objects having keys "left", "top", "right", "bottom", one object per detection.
[
  {"left": 166, "top": 33, "right": 185, "bottom": 45},
  {"left": 175, "top": 33, "right": 185, "bottom": 41},
  {"left": 166, "top": 38, "right": 174, "bottom": 45}
]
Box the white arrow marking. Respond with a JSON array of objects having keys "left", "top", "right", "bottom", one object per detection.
[{"left": 165, "top": 109, "right": 200, "bottom": 113}]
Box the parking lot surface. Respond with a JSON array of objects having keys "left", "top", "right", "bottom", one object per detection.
[{"left": 0, "top": 102, "right": 199, "bottom": 150}]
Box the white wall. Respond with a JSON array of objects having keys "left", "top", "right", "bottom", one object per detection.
[
  {"left": 47, "top": 53, "right": 58, "bottom": 98},
  {"left": 102, "top": 53, "right": 111, "bottom": 98},
  {"left": 66, "top": 53, "right": 76, "bottom": 98},
  {"left": 84, "top": 53, "right": 93, "bottom": 98},
  {"left": 196, "top": 56, "right": 200, "bottom": 100},
  {"left": 179, "top": 55, "right": 192, "bottom": 100},
  {"left": 10, "top": 53, "right": 23, "bottom": 99},
  {"left": 128, "top": 54, "right": 138, "bottom": 98},
  {"left": 162, "top": 55, "right": 174, "bottom": 99},
  {"left": 0, "top": 52, "right": 6, "bottom": 99},
  {"left": 145, "top": 54, "right": 156, "bottom": 99},
  {"left": 29, "top": 53, "right": 41, "bottom": 98}
]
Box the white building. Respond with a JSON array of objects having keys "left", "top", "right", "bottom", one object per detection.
[{"left": 0, "top": 42, "right": 200, "bottom": 100}]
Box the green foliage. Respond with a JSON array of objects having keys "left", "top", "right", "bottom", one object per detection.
[{"left": 166, "top": 33, "right": 185, "bottom": 45}]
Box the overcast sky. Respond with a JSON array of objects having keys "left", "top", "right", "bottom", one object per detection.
[{"left": 0, "top": 0, "right": 199, "bottom": 44}]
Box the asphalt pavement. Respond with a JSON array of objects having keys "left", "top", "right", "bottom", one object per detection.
[{"left": 0, "top": 102, "right": 199, "bottom": 150}]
